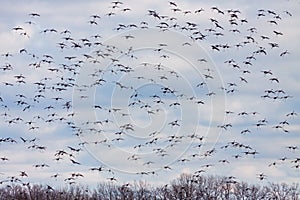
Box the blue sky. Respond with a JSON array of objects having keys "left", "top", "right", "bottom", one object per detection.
[{"left": 0, "top": 0, "right": 299, "bottom": 188}]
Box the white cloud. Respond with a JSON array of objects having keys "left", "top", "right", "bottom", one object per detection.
[{"left": 0, "top": 0, "right": 299, "bottom": 189}]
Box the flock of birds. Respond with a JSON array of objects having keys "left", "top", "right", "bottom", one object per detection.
[{"left": 0, "top": 0, "right": 299, "bottom": 188}]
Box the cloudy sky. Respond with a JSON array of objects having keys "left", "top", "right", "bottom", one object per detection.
[{"left": 0, "top": 0, "right": 299, "bottom": 188}]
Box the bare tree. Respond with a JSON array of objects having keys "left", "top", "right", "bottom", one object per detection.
[{"left": 0, "top": 174, "right": 299, "bottom": 200}]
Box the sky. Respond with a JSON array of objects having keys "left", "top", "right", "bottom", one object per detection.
[{"left": 0, "top": 0, "right": 299, "bottom": 189}]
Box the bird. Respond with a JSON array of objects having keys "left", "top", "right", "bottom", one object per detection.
[
  {"left": 269, "top": 77, "right": 279, "bottom": 83},
  {"left": 257, "top": 173, "right": 267, "bottom": 180},
  {"left": 0, "top": 0, "right": 296, "bottom": 190},
  {"left": 273, "top": 30, "right": 283, "bottom": 36},
  {"left": 261, "top": 70, "right": 273, "bottom": 75},
  {"left": 19, "top": 171, "right": 28, "bottom": 177},
  {"left": 240, "top": 77, "right": 248, "bottom": 83},
  {"left": 286, "top": 111, "right": 297, "bottom": 117},
  {"left": 29, "top": 13, "right": 40, "bottom": 17},
  {"left": 107, "top": 177, "right": 118, "bottom": 182},
  {"left": 219, "top": 159, "right": 230, "bottom": 164},
  {"left": 70, "top": 159, "right": 81, "bottom": 165},
  {"left": 280, "top": 50, "right": 290, "bottom": 57},
  {"left": 241, "top": 129, "right": 251, "bottom": 134}
]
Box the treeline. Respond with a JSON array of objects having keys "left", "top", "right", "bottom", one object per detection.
[{"left": 0, "top": 173, "right": 299, "bottom": 200}]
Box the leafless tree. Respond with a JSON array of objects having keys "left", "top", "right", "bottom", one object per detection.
[{"left": 0, "top": 174, "right": 299, "bottom": 200}]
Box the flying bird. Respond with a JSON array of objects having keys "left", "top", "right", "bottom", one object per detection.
[{"left": 0, "top": 0, "right": 296, "bottom": 190}]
